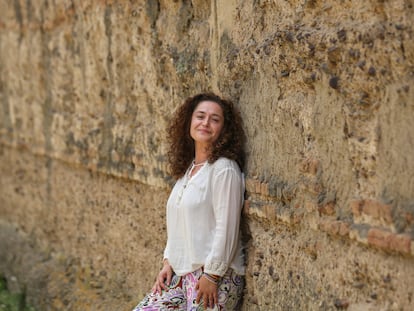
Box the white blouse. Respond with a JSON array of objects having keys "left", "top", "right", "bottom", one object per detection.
[{"left": 163, "top": 157, "right": 245, "bottom": 277}]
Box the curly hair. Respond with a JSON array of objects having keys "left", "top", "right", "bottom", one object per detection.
[{"left": 167, "top": 92, "right": 246, "bottom": 179}]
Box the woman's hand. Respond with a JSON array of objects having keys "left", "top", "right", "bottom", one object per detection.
[
  {"left": 152, "top": 259, "right": 173, "bottom": 294},
  {"left": 196, "top": 275, "right": 218, "bottom": 309}
]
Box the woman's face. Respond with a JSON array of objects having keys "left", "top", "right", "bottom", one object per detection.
[{"left": 190, "top": 100, "right": 224, "bottom": 147}]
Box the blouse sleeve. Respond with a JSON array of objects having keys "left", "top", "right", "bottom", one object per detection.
[
  {"left": 163, "top": 239, "right": 170, "bottom": 261},
  {"left": 204, "top": 163, "right": 243, "bottom": 276}
]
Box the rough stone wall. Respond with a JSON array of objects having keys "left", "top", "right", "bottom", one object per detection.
[{"left": 0, "top": 0, "right": 413, "bottom": 310}]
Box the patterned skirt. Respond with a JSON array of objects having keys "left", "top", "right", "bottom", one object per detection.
[{"left": 132, "top": 268, "right": 244, "bottom": 311}]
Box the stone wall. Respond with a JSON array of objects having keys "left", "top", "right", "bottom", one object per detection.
[{"left": 0, "top": 0, "right": 413, "bottom": 310}]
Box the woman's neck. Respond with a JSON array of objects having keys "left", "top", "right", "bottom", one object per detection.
[{"left": 194, "top": 144, "right": 210, "bottom": 165}]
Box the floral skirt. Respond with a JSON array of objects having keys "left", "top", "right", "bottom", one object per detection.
[{"left": 132, "top": 268, "right": 244, "bottom": 311}]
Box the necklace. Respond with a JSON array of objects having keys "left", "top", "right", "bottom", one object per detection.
[
  {"left": 189, "top": 160, "right": 207, "bottom": 177},
  {"left": 176, "top": 160, "right": 207, "bottom": 205},
  {"left": 192, "top": 160, "right": 207, "bottom": 167}
]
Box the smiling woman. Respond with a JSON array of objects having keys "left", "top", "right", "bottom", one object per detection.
[
  {"left": 132, "top": 93, "right": 246, "bottom": 310},
  {"left": 190, "top": 101, "right": 224, "bottom": 153},
  {"left": 167, "top": 93, "right": 246, "bottom": 180}
]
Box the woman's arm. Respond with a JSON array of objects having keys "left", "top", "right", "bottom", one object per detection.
[
  {"left": 204, "top": 162, "right": 243, "bottom": 276},
  {"left": 196, "top": 161, "right": 243, "bottom": 307}
]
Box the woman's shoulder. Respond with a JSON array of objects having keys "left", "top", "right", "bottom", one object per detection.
[{"left": 211, "top": 157, "right": 241, "bottom": 174}]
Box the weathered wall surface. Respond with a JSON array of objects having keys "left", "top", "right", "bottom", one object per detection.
[{"left": 1, "top": 0, "right": 413, "bottom": 310}]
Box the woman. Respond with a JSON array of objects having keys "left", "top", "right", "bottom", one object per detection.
[{"left": 133, "top": 93, "right": 246, "bottom": 310}]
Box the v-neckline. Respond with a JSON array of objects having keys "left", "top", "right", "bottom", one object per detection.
[{"left": 188, "top": 160, "right": 207, "bottom": 179}]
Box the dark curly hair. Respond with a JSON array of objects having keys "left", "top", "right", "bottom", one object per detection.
[{"left": 167, "top": 92, "right": 246, "bottom": 179}]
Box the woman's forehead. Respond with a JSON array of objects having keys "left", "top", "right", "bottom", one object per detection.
[{"left": 194, "top": 101, "right": 223, "bottom": 115}]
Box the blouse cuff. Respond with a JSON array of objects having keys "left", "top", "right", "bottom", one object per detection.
[{"left": 204, "top": 261, "right": 228, "bottom": 276}]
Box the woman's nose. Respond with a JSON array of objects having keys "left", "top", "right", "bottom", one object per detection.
[{"left": 202, "top": 118, "right": 209, "bottom": 126}]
